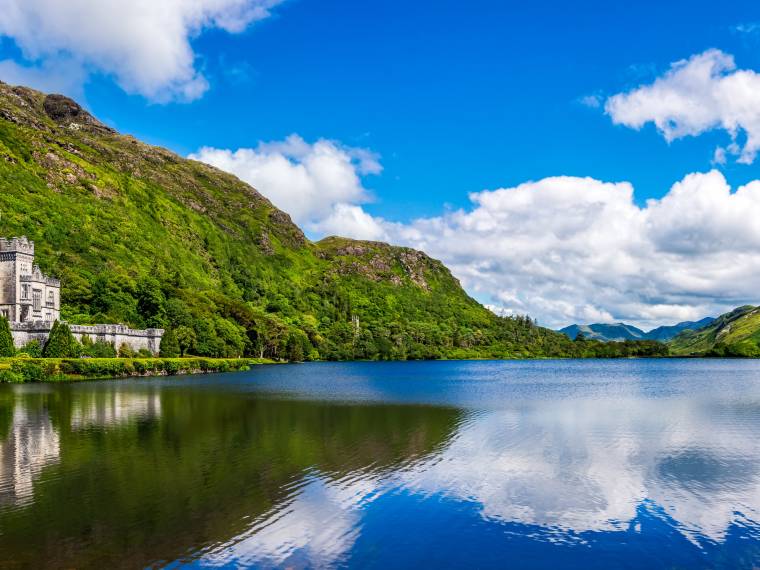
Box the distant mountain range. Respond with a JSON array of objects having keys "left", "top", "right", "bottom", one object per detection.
[{"left": 559, "top": 317, "right": 715, "bottom": 342}]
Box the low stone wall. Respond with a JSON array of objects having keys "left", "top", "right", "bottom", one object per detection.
[
  {"left": 9, "top": 322, "right": 50, "bottom": 349},
  {"left": 10, "top": 321, "right": 164, "bottom": 354}
]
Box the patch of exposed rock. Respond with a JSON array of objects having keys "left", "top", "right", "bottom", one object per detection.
[
  {"left": 43, "top": 94, "right": 115, "bottom": 134},
  {"left": 317, "top": 238, "right": 442, "bottom": 291},
  {"left": 257, "top": 230, "right": 275, "bottom": 255},
  {"left": 268, "top": 210, "right": 306, "bottom": 247},
  {"left": 34, "top": 148, "right": 97, "bottom": 191}
]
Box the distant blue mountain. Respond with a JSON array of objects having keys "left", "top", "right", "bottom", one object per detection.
[
  {"left": 559, "top": 323, "right": 646, "bottom": 342},
  {"left": 644, "top": 317, "right": 716, "bottom": 341},
  {"left": 559, "top": 317, "right": 715, "bottom": 342}
]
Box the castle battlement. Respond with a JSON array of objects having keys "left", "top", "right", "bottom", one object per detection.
[
  {"left": 0, "top": 237, "right": 34, "bottom": 255},
  {"left": 19, "top": 265, "right": 60, "bottom": 287},
  {"left": 10, "top": 321, "right": 163, "bottom": 337}
]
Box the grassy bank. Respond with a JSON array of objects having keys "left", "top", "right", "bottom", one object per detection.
[{"left": 0, "top": 357, "right": 273, "bottom": 383}]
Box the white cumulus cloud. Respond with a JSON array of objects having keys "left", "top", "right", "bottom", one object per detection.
[
  {"left": 0, "top": 0, "right": 284, "bottom": 102},
  {"left": 605, "top": 49, "right": 760, "bottom": 164},
  {"left": 387, "top": 170, "right": 760, "bottom": 328},
  {"left": 190, "top": 135, "right": 386, "bottom": 239}
]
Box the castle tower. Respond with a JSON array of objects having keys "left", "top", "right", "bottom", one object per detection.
[{"left": 0, "top": 237, "right": 60, "bottom": 323}]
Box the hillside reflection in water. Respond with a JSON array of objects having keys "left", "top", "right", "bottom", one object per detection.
[{"left": 0, "top": 360, "right": 759, "bottom": 569}]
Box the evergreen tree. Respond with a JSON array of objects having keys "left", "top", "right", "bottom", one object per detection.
[
  {"left": 159, "top": 328, "right": 181, "bottom": 358},
  {"left": 0, "top": 316, "right": 14, "bottom": 357},
  {"left": 43, "top": 321, "right": 78, "bottom": 358}
]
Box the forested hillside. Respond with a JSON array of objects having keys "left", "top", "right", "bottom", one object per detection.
[
  {"left": 669, "top": 306, "right": 760, "bottom": 357},
  {"left": 0, "top": 82, "right": 664, "bottom": 360}
]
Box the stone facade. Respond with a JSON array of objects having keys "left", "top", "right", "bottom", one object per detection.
[
  {"left": 10, "top": 322, "right": 163, "bottom": 354},
  {"left": 0, "top": 237, "right": 60, "bottom": 323},
  {"left": 1, "top": 236, "right": 164, "bottom": 355}
]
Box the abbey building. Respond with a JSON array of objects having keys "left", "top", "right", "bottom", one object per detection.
[
  {"left": 0, "top": 236, "right": 162, "bottom": 354},
  {"left": 0, "top": 237, "right": 61, "bottom": 323}
]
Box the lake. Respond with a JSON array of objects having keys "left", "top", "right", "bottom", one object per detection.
[{"left": 1, "top": 360, "right": 760, "bottom": 568}]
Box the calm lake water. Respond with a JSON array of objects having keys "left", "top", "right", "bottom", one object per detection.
[{"left": 2, "top": 360, "right": 760, "bottom": 569}]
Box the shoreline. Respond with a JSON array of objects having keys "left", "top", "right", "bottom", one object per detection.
[
  {"left": 2, "top": 354, "right": 753, "bottom": 383},
  {"left": 0, "top": 357, "right": 276, "bottom": 383}
]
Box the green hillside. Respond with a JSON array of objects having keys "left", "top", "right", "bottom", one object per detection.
[
  {"left": 0, "top": 82, "right": 664, "bottom": 361},
  {"left": 668, "top": 306, "right": 760, "bottom": 357}
]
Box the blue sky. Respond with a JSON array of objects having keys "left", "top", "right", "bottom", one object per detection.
[
  {"left": 3, "top": 0, "right": 760, "bottom": 327},
  {"left": 6, "top": 0, "right": 760, "bottom": 216}
]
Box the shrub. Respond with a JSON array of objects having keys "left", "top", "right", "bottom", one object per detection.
[
  {"left": 118, "top": 343, "right": 136, "bottom": 358},
  {"left": 11, "top": 361, "right": 48, "bottom": 382},
  {"left": 0, "top": 370, "right": 22, "bottom": 383},
  {"left": 91, "top": 341, "right": 117, "bottom": 358},
  {"left": 18, "top": 340, "right": 42, "bottom": 358},
  {"left": 164, "top": 360, "right": 180, "bottom": 375},
  {"left": 0, "top": 317, "right": 14, "bottom": 357},
  {"left": 0, "top": 356, "right": 251, "bottom": 382}
]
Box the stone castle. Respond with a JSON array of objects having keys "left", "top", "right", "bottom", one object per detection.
[
  {"left": 0, "top": 237, "right": 163, "bottom": 354},
  {"left": 0, "top": 237, "right": 60, "bottom": 323}
]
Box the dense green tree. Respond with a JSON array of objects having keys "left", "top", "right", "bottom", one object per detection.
[
  {"left": 165, "top": 298, "right": 193, "bottom": 329},
  {"left": 43, "top": 321, "right": 78, "bottom": 358},
  {"left": 136, "top": 276, "right": 167, "bottom": 327},
  {"left": 175, "top": 326, "right": 197, "bottom": 356},
  {"left": 285, "top": 333, "right": 305, "bottom": 362},
  {"left": 0, "top": 317, "right": 14, "bottom": 357},
  {"left": 159, "top": 328, "right": 181, "bottom": 358},
  {"left": 89, "top": 275, "right": 141, "bottom": 326}
]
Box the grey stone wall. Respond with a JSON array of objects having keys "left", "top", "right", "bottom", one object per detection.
[
  {"left": 9, "top": 322, "right": 50, "bottom": 349},
  {"left": 10, "top": 322, "right": 164, "bottom": 355}
]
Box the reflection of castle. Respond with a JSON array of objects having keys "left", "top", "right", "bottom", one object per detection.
[
  {"left": 0, "top": 236, "right": 163, "bottom": 354},
  {"left": 0, "top": 401, "right": 60, "bottom": 506},
  {"left": 71, "top": 392, "right": 162, "bottom": 429}
]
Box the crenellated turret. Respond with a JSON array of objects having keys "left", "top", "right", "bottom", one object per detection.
[
  {"left": 0, "top": 237, "right": 34, "bottom": 256},
  {"left": 19, "top": 265, "right": 60, "bottom": 287}
]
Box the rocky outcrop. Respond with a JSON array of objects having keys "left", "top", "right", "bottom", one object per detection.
[
  {"left": 42, "top": 94, "right": 115, "bottom": 133},
  {"left": 315, "top": 236, "right": 454, "bottom": 291}
]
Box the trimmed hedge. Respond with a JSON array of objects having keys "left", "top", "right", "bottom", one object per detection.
[{"left": 0, "top": 357, "right": 263, "bottom": 383}]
